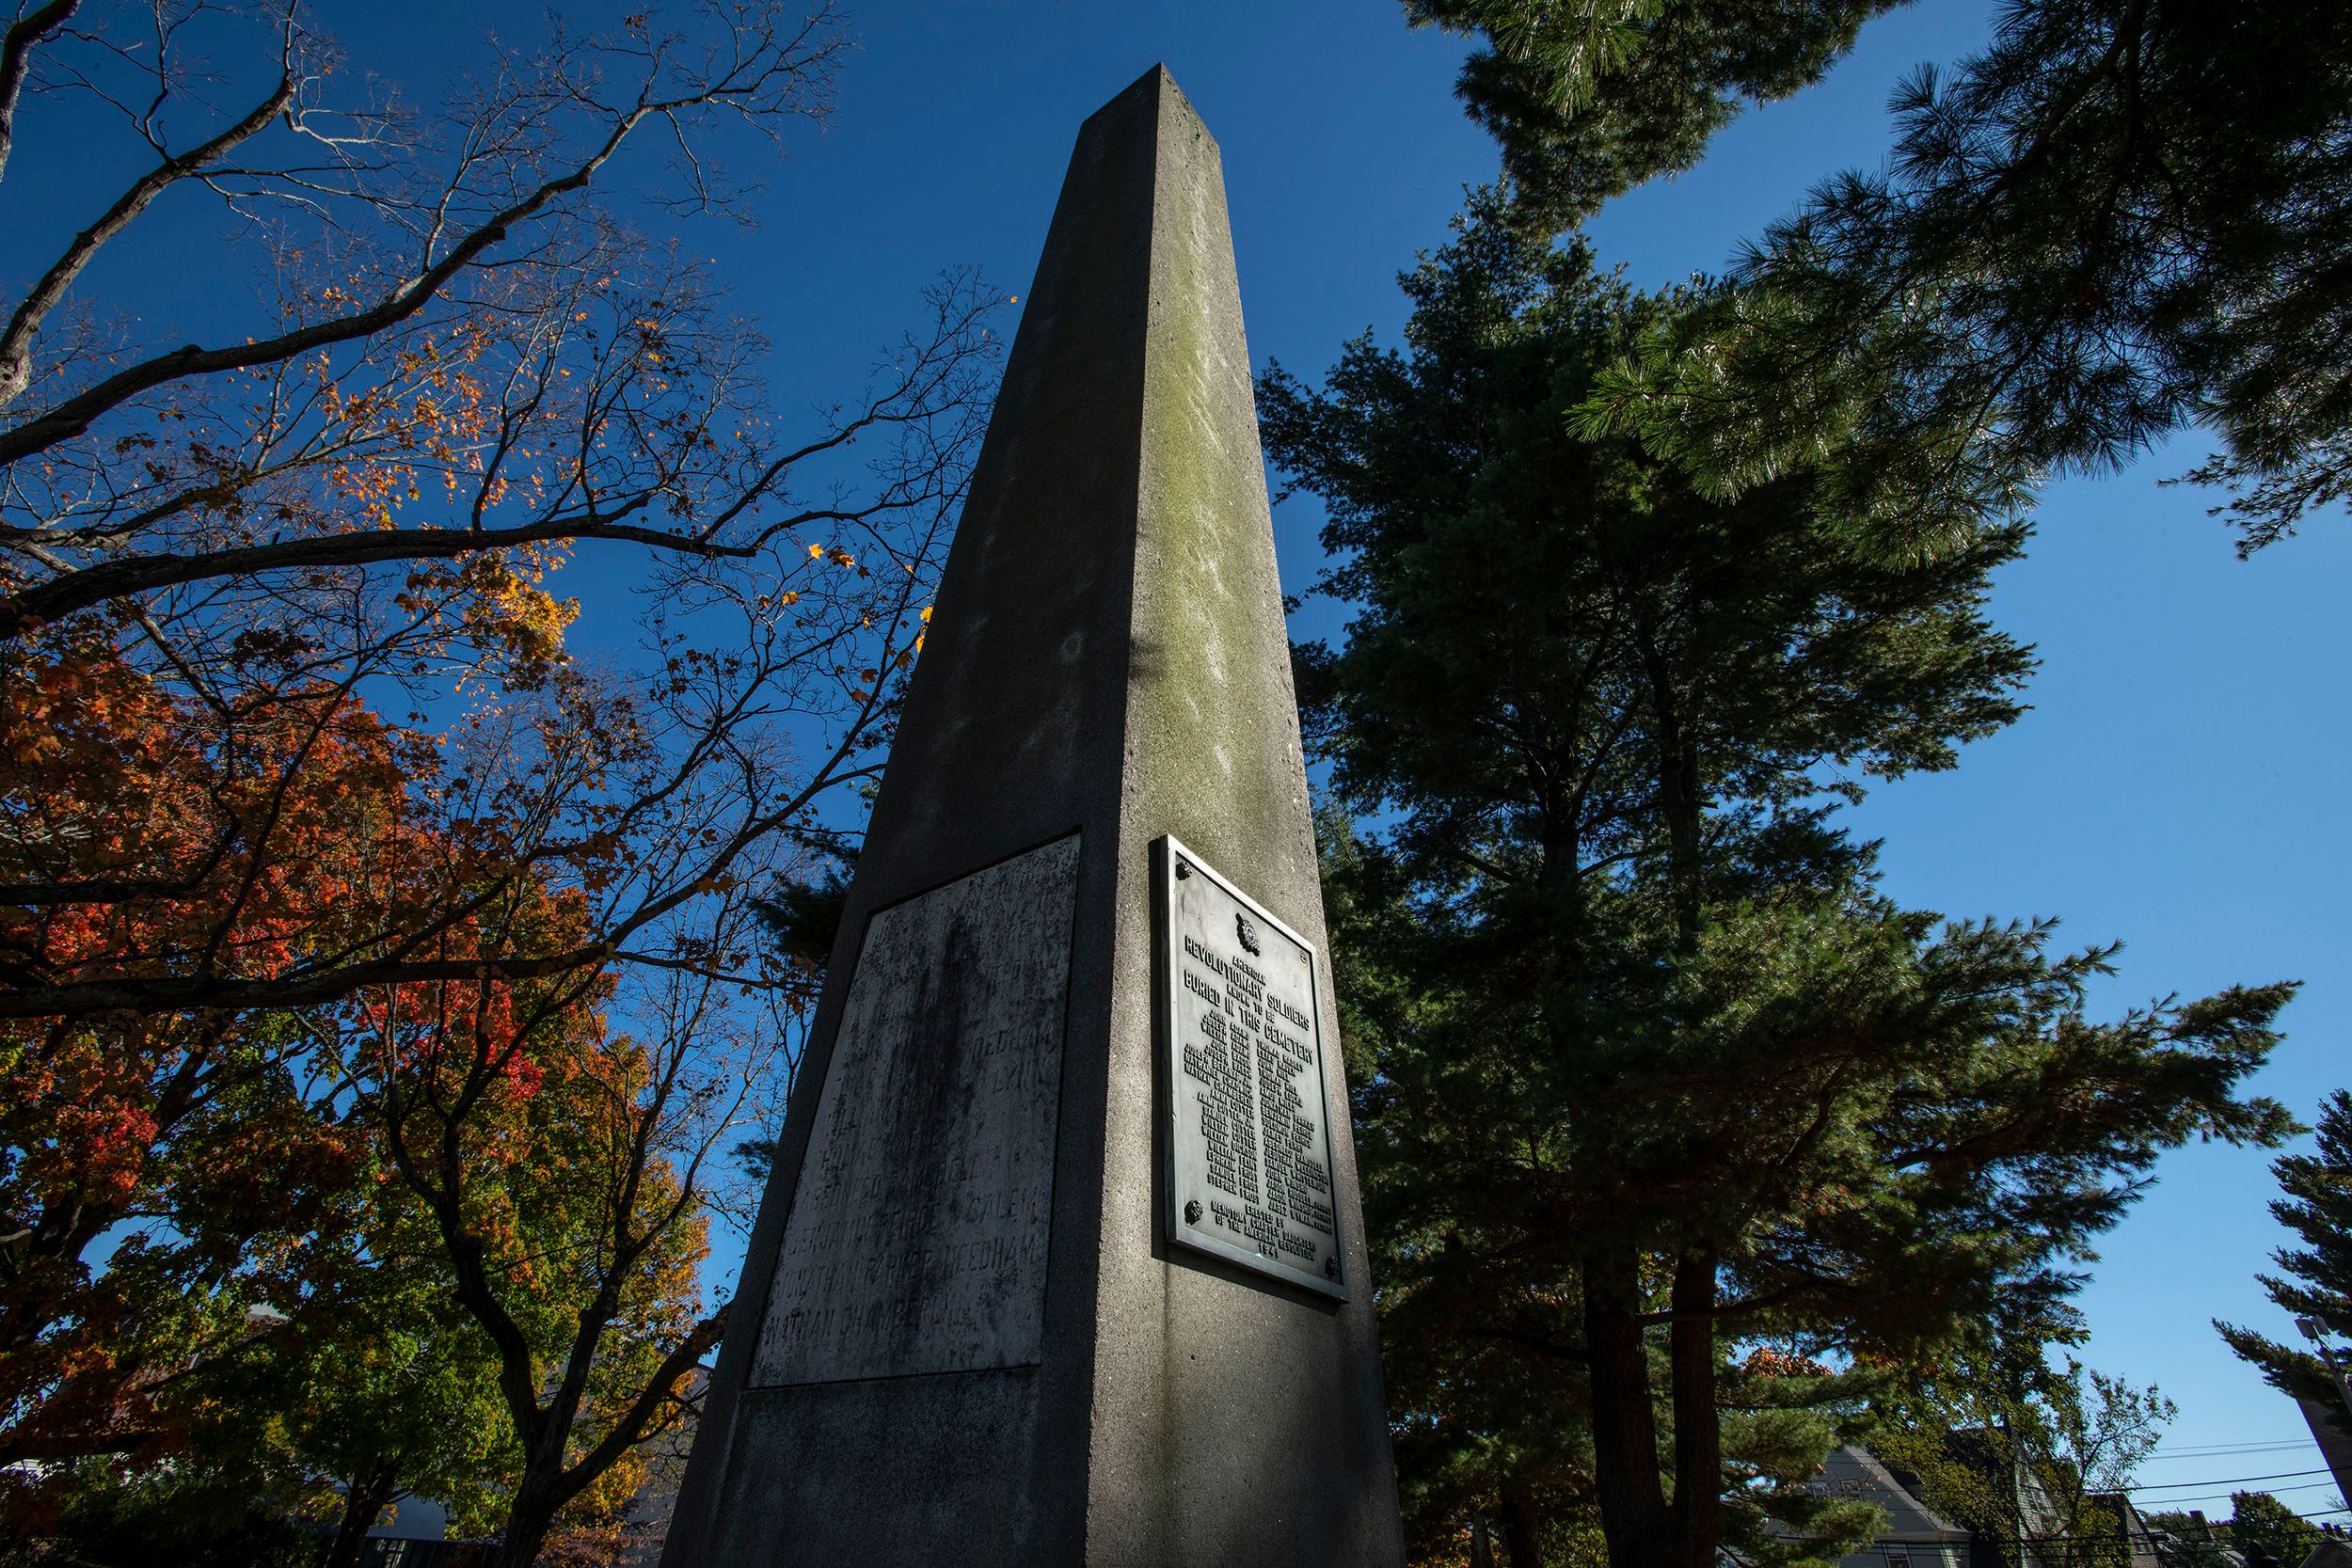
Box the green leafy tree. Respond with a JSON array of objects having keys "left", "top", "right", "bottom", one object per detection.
[
  {"left": 1878, "top": 1341, "right": 2172, "bottom": 1568},
  {"left": 5, "top": 1466, "right": 325, "bottom": 1568},
  {"left": 1266, "top": 200, "right": 2296, "bottom": 1568},
  {"left": 361, "top": 945, "right": 776, "bottom": 1568},
  {"left": 0, "top": 1002, "right": 364, "bottom": 1530},
  {"left": 2223, "top": 1490, "right": 2326, "bottom": 1566},
  {"left": 125, "top": 1203, "right": 514, "bottom": 1568},
  {"left": 0, "top": 1053, "right": 512, "bottom": 1567},
  {"left": 235, "top": 1179, "right": 516, "bottom": 1568},
  {"left": 2217, "top": 1089, "right": 2352, "bottom": 1465},
  {"left": 8, "top": 947, "right": 760, "bottom": 1568}
]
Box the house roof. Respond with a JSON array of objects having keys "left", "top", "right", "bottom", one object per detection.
[{"left": 1802, "top": 1447, "right": 1975, "bottom": 1544}]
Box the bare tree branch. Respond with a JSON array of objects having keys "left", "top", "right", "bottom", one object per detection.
[{"left": 0, "top": 0, "right": 79, "bottom": 182}]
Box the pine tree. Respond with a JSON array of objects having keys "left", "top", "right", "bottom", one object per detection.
[
  {"left": 1406, "top": 0, "right": 1907, "bottom": 225},
  {"left": 1267, "top": 199, "right": 2297, "bottom": 1568},
  {"left": 2216, "top": 1089, "right": 2352, "bottom": 1456},
  {"left": 1418, "top": 0, "right": 2352, "bottom": 553}
]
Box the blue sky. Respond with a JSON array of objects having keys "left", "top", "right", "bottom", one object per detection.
[{"left": 11, "top": 0, "right": 2344, "bottom": 1516}]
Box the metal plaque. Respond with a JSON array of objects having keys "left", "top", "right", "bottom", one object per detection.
[
  {"left": 751, "top": 834, "right": 1079, "bottom": 1386},
  {"left": 1158, "top": 835, "right": 1347, "bottom": 1299}
]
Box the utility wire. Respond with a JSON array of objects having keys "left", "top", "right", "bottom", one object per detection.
[
  {"left": 2005, "top": 1500, "right": 2350, "bottom": 1540},
  {"left": 2125, "top": 1478, "right": 2341, "bottom": 1507},
  {"left": 2127, "top": 1465, "right": 2332, "bottom": 1490},
  {"left": 2175, "top": 1501, "right": 2350, "bottom": 1525}
]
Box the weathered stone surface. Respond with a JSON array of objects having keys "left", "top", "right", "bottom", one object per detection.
[
  {"left": 701, "top": 1370, "right": 1049, "bottom": 1568},
  {"left": 661, "top": 65, "right": 1403, "bottom": 1568},
  {"left": 751, "top": 835, "right": 1078, "bottom": 1386}
]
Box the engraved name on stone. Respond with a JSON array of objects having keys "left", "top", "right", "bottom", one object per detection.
[
  {"left": 1160, "top": 835, "right": 1345, "bottom": 1298},
  {"left": 751, "top": 834, "right": 1080, "bottom": 1386}
]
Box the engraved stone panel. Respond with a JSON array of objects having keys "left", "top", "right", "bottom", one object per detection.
[
  {"left": 751, "top": 835, "right": 1080, "bottom": 1386},
  {"left": 1159, "top": 835, "right": 1346, "bottom": 1298}
]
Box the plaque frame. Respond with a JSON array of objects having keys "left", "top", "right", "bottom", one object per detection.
[{"left": 1154, "top": 833, "right": 1348, "bottom": 1301}]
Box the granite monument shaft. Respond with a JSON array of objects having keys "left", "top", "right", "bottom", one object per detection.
[{"left": 660, "top": 66, "right": 1403, "bottom": 1568}]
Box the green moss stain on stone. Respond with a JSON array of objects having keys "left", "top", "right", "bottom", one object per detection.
[{"left": 1125, "top": 90, "right": 1310, "bottom": 893}]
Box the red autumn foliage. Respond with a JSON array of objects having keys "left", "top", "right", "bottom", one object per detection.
[{"left": 0, "top": 625, "right": 446, "bottom": 1463}]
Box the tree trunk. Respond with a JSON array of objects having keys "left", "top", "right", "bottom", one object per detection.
[
  {"left": 324, "top": 1460, "right": 401, "bottom": 1568},
  {"left": 1500, "top": 1488, "right": 1543, "bottom": 1568},
  {"left": 1634, "top": 620, "right": 1704, "bottom": 957},
  {"left": 489, "top": 1415, "right": 583, "bottom": 1568},
  {"left": 492, "top": 1474, "right": 564, "bottom": 1568},
  {"left": 1667, "top": 1252, "right": 1723, "bottom": 1568},
  {"left": 1583, "top": 1247, "right": 1670, "bottom": 1568}
]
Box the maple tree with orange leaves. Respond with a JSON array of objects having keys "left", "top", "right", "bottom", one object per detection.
[{"left": 0, "top": 0, "right": 1002, "bottom": 1560}]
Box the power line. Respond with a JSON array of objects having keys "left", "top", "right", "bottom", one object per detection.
[
  {"left": 2128, "top": 1478, "right": 2342, "bottom": 1507},
  {"left": 2006, "top": 1501, "right": 2351, "bottom": 1542},
  {"left": 2197, "top": 1503, "right": 2351, "bottom": 1527},
  {"left": 2128, "top": 1465, "right": 2332, "bottom": 1491}
]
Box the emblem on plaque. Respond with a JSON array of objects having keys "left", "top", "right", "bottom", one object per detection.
[{"left": 1235, "top": 912, "right": 1263, "bottom": 957}]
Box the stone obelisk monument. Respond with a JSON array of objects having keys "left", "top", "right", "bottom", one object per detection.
[{"left": 660, "top": 66, "right": 1403, "bottom": 1568}]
